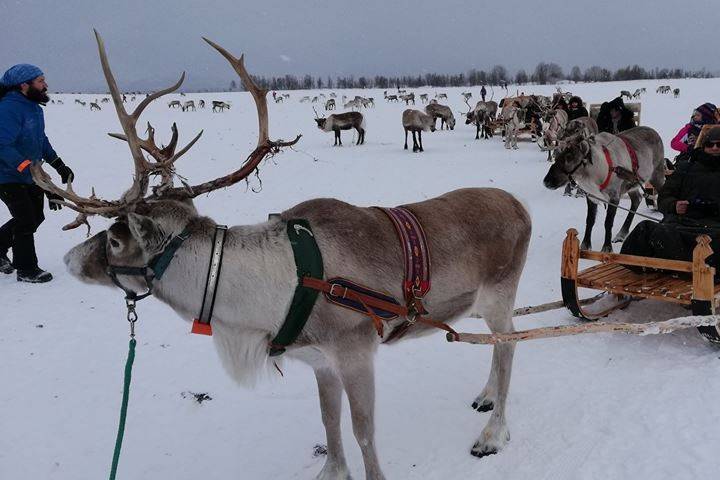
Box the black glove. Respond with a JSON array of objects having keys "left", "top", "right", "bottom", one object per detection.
[
  {"left": 47, "top": 157, "right": 74, "bottom": 184},
  {"left": 46, "top": 192, "right": 63, "bottom": 211}
]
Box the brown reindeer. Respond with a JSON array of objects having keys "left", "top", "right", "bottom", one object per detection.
[
  {"left": 403, "top": 109, "right": 436, "bottom": 152},
  {"left": 35, "top": 31, "right": 531, "bottom": 479}
]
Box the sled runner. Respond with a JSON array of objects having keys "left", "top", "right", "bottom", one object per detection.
[{"left": 560, "top": 228, "right": 720, "bottom": 343}]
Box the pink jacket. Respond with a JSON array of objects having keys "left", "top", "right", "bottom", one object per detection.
[{"left": 671, "top": 124, "right": 693, "bottom": 153}]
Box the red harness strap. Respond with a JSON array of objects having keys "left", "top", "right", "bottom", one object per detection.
[
  {"left": 599, "top": 138, "right": 639, "bottom": 191},
  {"left": 301, "top": 277, "right": 459, "bottom": 341}
]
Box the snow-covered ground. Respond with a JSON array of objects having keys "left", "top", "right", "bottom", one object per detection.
[{"left": 2, "top": 78, "right": 720, "bottom": 480}]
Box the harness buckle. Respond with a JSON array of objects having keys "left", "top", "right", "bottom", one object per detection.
[{"left": 329, "top": 283, "right": 347, "bottom": 299}]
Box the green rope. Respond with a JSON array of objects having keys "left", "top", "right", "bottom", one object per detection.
[{"left": 109, "top": 337, "right": 136, "bottom": 480}]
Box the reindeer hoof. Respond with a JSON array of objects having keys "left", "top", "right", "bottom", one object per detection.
[
  {"left": 580, "top": 241, "right": 591, "bottom": 251},
  {"left": 601, "top": 244, "right": 613, "bottom": 253},
  {"left": 470, "top": 447, "right": 498, "bottom": 459},
  {"left": 471, "top": 400, "right": 494, "bottom": 412}
]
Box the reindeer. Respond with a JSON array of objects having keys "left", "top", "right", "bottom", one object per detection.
[
  {"left": 282, "top": 93, "right": 290, "bottom": 99},
  {"left": 403, "top": 109, "right": 435, "bottom": 152},
  {"left": 212, "top": 101, "right": 230, "bottom": 112},
  {"left": 465, "top": 100, "right": 498, "bottom": 140},
  {"left": 324, "top": 98, "right": 336, "bottom": 110},
  {"left": 168, "top": 100, "right": 182, "bottom": 109},
  {"left": 399, "top": 93, "right": 415, "bottom": 105},
  {"left": 311, "top": 96, "right": 319, "bottom": 103},
  {"left": 673, "top": 88, "right": 680, "bottom": 98},
  {"left": 425, "top": 102, "right": 456, "bottom": 130},
  {"left": 537, "top": 109, "right": 569, "bottom": 161},
  {"left": 56, "top": 99, "right": 64, "bottom": 105},
  {"left": 384, "top": 92, "right": 399, "bottom": 102},
  {"left": 329, "top": 92, "right": 336, "bottom": 98},
  {"left": 74, "top": 99, "right": 86, "bottom": 106},
  {"left": 419, "top": 93, "right": 429, "bottom": 104},
  {"left": 89, "top": 101, "right": 101, "bottom": 111},
  {"left": 435, "top": 92, "right": 448, "bottom": 99},
  {"left": 461, "top": 92, "right": 472, "bottom": 101},
  {"left": 314, "top": 107, "right": 365, "bottom": 145},
  {"left": 620, "top": 90, "right": 633, "bottom": 100},
  {"left": 198, "top": 99, "right": 206, "bottom": 109},
  {"left": 300, "top": 96, "right": 311, "bottom": 103},
  {"left": 544, "top": 126, "right": 665, "bottom": 252},
  {"left": 39, "top": 32, "right": 533, "bottom": 480},
  {"left": 344, "top": 99, "right": 362, "bottom": 110},
  {"left": 500, "top": 101, "right": 529, "bottom": 149},
  {"left": 274, "top": 96, "right": 284, "bottom": 103},
  {"left": 182, "top": 100, "right": 196, "bottom": 111},
  {"left": 101, "top": 97, "right": 110, "bottom": 103},
  {"left": 631, "top": 88, "right": 643, "bottom": 99},
  {"left": 130, "top": 95, "right": 136, "bottom": 101}
]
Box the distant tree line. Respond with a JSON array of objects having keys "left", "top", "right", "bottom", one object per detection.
[{"left": 226, "top": 63, "right": 714, "bottom": 91}]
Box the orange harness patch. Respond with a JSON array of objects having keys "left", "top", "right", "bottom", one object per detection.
[{"left": 599, "top": 137, "right": 639, "bottom": 191}]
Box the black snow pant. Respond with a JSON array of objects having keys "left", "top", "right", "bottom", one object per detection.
[
  {"left": 0, "top": 183, "right": 46, "bottom": 271},
  {"left": 620, "top": 220, "right": 720, "bottom": 278}
]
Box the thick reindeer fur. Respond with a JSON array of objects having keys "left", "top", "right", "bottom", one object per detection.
[
  {"left": 403, "top": 109, "right": 436, "bottom": 152},
  {"left": 315, "top": 112, "right": 366, "bottom": 146},
  {"left": 64, "top": 188, "right": 531, "bottom": 478}
]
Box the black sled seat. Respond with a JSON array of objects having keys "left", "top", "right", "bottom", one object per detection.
[{"left": 560, "top": 228, "right": 720, "bottom": 343}]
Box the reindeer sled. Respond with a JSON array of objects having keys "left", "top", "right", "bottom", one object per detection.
[
  {"left": 589, "top": 102, "right": 642, "bottom": 127},
  {"left": 558, "top": 228, "right": 720, "bottom": 344}
]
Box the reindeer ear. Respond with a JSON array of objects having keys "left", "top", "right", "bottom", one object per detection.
[
  {"left": 587, "top": 134, "right": 596, "bottom": 145},
  {"left": 127, "top": 213, "right": 166, "bottom": 254}
]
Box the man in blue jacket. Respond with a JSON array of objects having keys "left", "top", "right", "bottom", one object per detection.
[{"left": 0, "top": 64, "right": 74, "bottom": 283}]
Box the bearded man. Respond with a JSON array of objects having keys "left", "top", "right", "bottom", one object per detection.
[{"left": 0, "top": 64, "right": 74, "bottom": 283}]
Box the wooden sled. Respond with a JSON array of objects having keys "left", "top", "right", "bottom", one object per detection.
[{"left": 560, "top": 228, "right": 720, "bottom": 344}]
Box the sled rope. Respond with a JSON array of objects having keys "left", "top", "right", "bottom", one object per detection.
[{"left": 448, "top": 314, "right": 720, "bottom": 345}]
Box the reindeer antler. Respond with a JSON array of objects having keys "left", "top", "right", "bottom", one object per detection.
[{"left": 155, "top": 37, "right": 301, "bottom": 199}]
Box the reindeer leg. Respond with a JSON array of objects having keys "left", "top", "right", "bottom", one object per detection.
[
  {"left": 602, "top": 202, "right": 618, "bottom": 252},
  {"left": 471, "top": 291, "right": 516, "bottom": 458},
  {"left": 581, "top": 198, "right": 597, "bottom": 250},
  {"left": 613, "top": 190, "right": 641, "bottom": 243},
  {"left": 476, "top": 123, "right": 480, "bottom": 140},
  {"left": 314, "top": 367, "right": 352, "bottom": 480},
  {"left": 418, "top": 130, "right": 424, "bottom": 152},
  {"left": 404, "top": 128, "right": 409, "bottom": 150},
  {"left": 336, "top": 350, "right": 386, "bottom": 480},
  {"left": 412, "top": 131, "right": 419, "bottom": 152}
]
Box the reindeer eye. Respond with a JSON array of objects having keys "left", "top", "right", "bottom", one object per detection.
[{"left": 109, "top": 238, "right": 120, "bottom": 249}]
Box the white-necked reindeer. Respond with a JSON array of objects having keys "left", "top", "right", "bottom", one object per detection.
[
  {"left": 39, "top": 31, "right": 532, "bottom": 480},
  {"left": 543, "top": 126, "right": 665, "bottom": 251},
  {"left": 314, "top": 107, "right": 366, "bottom": 145},
  {"left": 537, "top": 108, "right": 569, "bottom": 161},
  {"left": 500, "top": 101, "right": 528, "bottom": 149}
]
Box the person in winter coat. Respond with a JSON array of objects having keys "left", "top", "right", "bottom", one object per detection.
[
  {"left": 597, "top": 96, "right": 635, "bottom": 134},
  {"left": 0, "top": 64, "right": 74, "bottom": 283},
  {"left": 480, "top": 85, "right": 487, "bottom": 102},
  {"left": 620, "top": 128, "right": 720, "bottom": 275},
  {"left": 567, "top": 96, "right": 589, "bottom": 121},
  {"left": 670, "top": 102, "right": 717, "bottom": 162}
]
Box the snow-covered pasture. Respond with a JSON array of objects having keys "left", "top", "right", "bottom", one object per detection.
[{"left": 2, "top": 78, "right": 719, "bottom": 479}]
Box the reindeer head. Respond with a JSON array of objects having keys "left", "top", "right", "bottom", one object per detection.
[
  {"left": 543, "top": 134, "right": 593, "bottom": 190},
  {"left": 313, "top": 106, "right": 327, "bottom": 129},
  {"left": 38, "top": 31, "right": 300, "bottom": 295}
]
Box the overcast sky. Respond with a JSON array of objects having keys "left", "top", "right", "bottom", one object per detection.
[{"left": 1, "top": 0, "right": 716, "bottom": 91}]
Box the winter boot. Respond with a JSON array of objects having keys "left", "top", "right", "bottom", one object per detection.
[
  {"left": 0, "top": 253, "right": 13, "bottom": 274},
  {"left": 17, "top": 268, "right": 53, "bottom": 283}
]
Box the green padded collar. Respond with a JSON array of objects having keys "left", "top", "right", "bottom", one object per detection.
[{"left": 268, "top": 219, "right": 324, "bottom": 356}]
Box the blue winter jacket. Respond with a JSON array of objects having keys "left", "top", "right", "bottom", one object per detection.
[{"left": 0, "top": 91, "right": 57, "bottom": 184}]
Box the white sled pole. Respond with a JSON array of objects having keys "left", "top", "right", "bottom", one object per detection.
[{"left": 447, "top": 315, "right": 720, "bottom": 345}]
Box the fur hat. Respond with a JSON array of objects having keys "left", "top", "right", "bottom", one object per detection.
[
  {"left": 0, "top": 64, "right": 44, "bottom": 87},
  {"left": 702, "top": 126, "right": 720, "bottom": 146},
  {"left": 568, "top": 96, "right": 582, "bottom": 106},
  {"left": 608, "top": 97, "right": 626, "bottom": 111}
]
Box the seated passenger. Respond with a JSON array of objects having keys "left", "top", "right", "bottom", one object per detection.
[
  {"left": 567, "top": 96, "right": 588, "bottom": 121},
  {"left": 670, "top": 102, "right": 716, "bottom": 164},
  {"left": 620, "top": 128, "right": 720, "bottom": 274},
  {"left": 597, "top": 97, "right": 635, "bottom": 134}
]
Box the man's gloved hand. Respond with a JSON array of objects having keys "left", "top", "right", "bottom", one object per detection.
[
  {"left": 47, "top": 192, "right": 63, "bottom": 211},
  {"left": 47, "top": 157, "right": 74, "bottom": 184}
]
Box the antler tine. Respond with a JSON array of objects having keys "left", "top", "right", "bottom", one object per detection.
[
  {"left": 156, "top": 39, "right": 301, "bottom": 200},
  {"left": 202, "top": 37, "right": 268, "bottom": 147},
  {"left": 94, "top": 29, "right": 150, "bottom": 203},
  {"left": 131, "top": 73, "right": 185, "bottom": 121}
]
